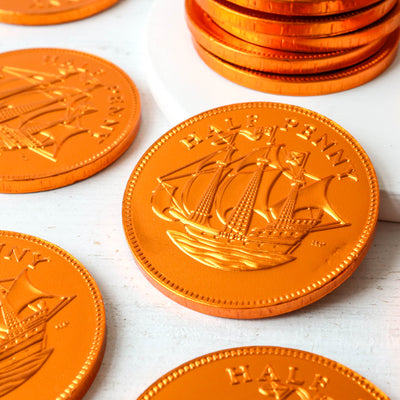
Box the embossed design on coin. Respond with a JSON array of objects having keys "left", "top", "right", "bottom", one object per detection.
[
  {"left": 123, "top": 102, "right": 378, "bottom": 318},
  {"left": 0, "top": 231, "right": 106, "bottom": 399},
  {"left": 0, "top": 63, "right": 102, "bottom": 162},
  {"left": 152, "top": 125, "right": 348, "bottom": 271},
  {"left": 0, "top": 48, "right": 140, "bottom": 193},
  {"left": 138, "top": 346, "right": 389, "bottom": 399},
  {"left": 0, "top": 268, "right": 74, "bottom": 396}
]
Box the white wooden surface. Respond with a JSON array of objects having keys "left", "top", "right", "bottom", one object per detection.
[{"left": 0, "top": 0, "right": 399, "bottom": 399}]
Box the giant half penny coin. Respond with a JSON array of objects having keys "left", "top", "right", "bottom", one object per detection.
[{"left": 123, "top": 102, "right": 378, "bottom": 318}]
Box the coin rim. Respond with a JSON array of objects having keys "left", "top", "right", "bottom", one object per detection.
[
  {"left": 122, "top": 102, "right": 379, "bottom": 315},
  {"left": 224, "top": 0, "right": 383, "bottom": 15},
  {"left": 0, "top": 230, "right": 106, "bottom": 399},
  {"left": 0, "top": 0, "right": 120, "bottom": 25},
  {"left": 185, "top": 0, "right": 388, "bottom": 74},
  {"left": 212, "top": 0, "right": 400, "bottom": 51},
  {"left": 137, "top": 346, "right": 389, "bottom": 399},
  {"left": 196, "top": 0, "right": 396, "bottom": 38},
  {"left": 191, "top": 29, "right": 399, "bottom": 96},
  {"left": 0, "top": 48, "right": 141, "bottom": 192}
]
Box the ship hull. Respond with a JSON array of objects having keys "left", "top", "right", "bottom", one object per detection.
[{"left": 167, "top": 230, "right": 295, "bottom": 271}]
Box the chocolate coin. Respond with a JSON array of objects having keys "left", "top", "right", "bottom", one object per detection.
[
  {"left": 0, "top": 230, "right": 106, "bottom": 399},
  {"left": 123, "top": 102, "right": 379, "bottom": 318},
  {"left": 0, "top": 48, "right": 140, "bottom": 193},
  {"left": 0, "top": 0, "right": 120, "bottom": 25},
  {"left": 138, "top": 346, "right": 389, "bottom": 399}
]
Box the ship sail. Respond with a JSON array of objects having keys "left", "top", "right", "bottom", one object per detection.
[
  {"left": 215, "top": 145, "right": 283, "bottom": 228},
  {"left": 152, "top": 148, "right": 235, "bottom": 223},
  {"left": 0, "top": 63, "right": 101, "bottom": 162},
  {"left": 5, "top": 270, "right": 56, "bottom": 315},
  {"left": 0, "top": 268, "right": 74, "bottom": 396},
  {"left": 0, "top": 66, "right": 78, "bottom": 102},
  {"left": 152, "top": 129, "right": 348, "bottom": 271},
  {"left": 269, "top": 175, "right": 346, "bottom": 229}
]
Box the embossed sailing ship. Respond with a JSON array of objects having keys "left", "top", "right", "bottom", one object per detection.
[
  {"left": 152, "top": 127, "right": 347, "bottom": 271},
  {"left": 0, "top": 269, "right": 73, "bottom": 396},
  {"left": 0, "top": 65, "right": 100, "bottom": 161}
]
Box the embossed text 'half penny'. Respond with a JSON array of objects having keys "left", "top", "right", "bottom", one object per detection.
[
  {"left": 123, "top": 102, "right": 379, "bottom": 318},
  {"left": 137, "top": 346, "right": 390, "bottom": 399}
]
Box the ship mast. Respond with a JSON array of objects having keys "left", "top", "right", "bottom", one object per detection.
[
  {"left": 189, "top": 132, "right": 238, "bottom": 226},
  {"left": 0, "top": 67, "right": 78, "bottom": 102},
  {"left": 0, "top": 293, "right": 24, "bottom": 337},
  {"left": 220, "top": 129, "right": 277, "bottom": 241},
  {"left": 273, "top": 152, "right": 309, "bottom": 230}
]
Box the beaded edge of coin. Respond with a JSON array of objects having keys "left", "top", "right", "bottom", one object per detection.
[{"left": 137, "top": 346, "right": 389, "bottom": 399}]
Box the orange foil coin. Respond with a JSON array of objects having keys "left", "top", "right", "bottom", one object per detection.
[
  {"left": 186, "top": 0, "right": 388, "bottom": 74},
  {"left": 0, "top": 48, "right": 140, "bottom": 193},
  {"left": 137, "top": 346, "right": 389, "bottom": 399},
  {"left": 0, "top": 230, "right": 106, "bottom": 399},
  {"left": 211, "top": 0, "right": 400, "bottom": 51},
  {"left": 192, "top": 29, "right": 400, "bottom": 95},
  {"left": 224, "top": 0, "right": 384, "bottom": 16},
  {"left": 123, "top": 102, "right": 379, "bottom": 319},
  {"left": 0, "top": 0, "right": 120, "bottom": 25},
  {"left": 196, "top": 0, "right": 397, "bottom": 38}
]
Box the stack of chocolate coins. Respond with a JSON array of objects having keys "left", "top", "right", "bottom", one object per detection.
[{"left": 185, "top": 0, "right": 400, "bottom": 95}]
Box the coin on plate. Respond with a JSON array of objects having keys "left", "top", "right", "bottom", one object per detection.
[
  {"left": 123, "top": 102, "right": 379, "bottom": 319},
  {"left": 196, "top": 0, "right": 397, "bottom": 38},
  {"left": 192, "top": 29, "right": 400, "bottom": 95},
  {"left": 224, "top": 0, "right": 383, "bottom": 16},
  {"left": 212, "top": 0, "right": 400, "bottom": 51},
  {"left": 0, "top": 230, "right": 106, "bottom": 399},
  {"left": 137, "top": 346, "right": 389, "bottom": 399},
  {"left": 0, "top": 0, "right": 120, "bottom": 25},
  {"left": 186, "top": 0, "right": 388, "bottom": 75},
  {"left": 0, "top": 48, "right": 140, "bottom": 193}
]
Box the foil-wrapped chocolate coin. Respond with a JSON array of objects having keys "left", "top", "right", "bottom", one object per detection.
[
  {"left": 123, "top": 102, "right": 379, "bottom": 319},
  {"left": 0, "top": 230, "right": 106, "bottom": 399},
  {"left": 208, "top": 0, "right": 400, "bottom": 52},
  {"left": 138, "top": 346, "right": 389, "bottom": 399},
  {"left": 0, "top": 0, "right": 120, "bottom": 25},
  {"left": 192, "top": 29, "right": 400, "bottom": 95},
  {"left": 224, "top": 0, "right": 383, "bottom": 16},
  {"left": 186, "top": 0, "right": 387, "bottom": 74},
  {"left": 0, "top": 48, "right": 140, "bottom": 193},
  {"left": 196, "top": 0, "right": 397, "bottom": 38}
]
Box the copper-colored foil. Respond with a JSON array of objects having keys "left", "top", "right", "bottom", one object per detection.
[
  {"left": 138, "top": 346, "right": 389, "bottom": 399},
  {"left": 187, "top": 0, "right": 388, "bottom": 74},
  {"left": 0, "top": 48, "right": 141, "bottom": 193},
  {"left": 123, "top": 102, "right": 379, "bottom": 318},
  {"left": 0, "top": 0, "right": 120, "bottom": 25},
  {"left": 0, "top": 230, "right": 106, "bottom": 399}
]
